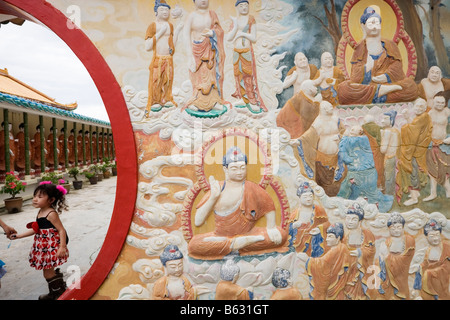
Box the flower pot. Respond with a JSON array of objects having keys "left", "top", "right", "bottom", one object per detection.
[
  {"left": 89, "top": 176, "right": 98, "bottom": 185},
  {"left": 103, "top": 170, "right": 111, "bottom": 179},
  {"left": 4, "top": 197, "right": 23, "bottom": 214},
  {"left": 62, "top": 183, "right": 71, "bottom": 194},
  {"left": 97, "top": 173, "right": 103, "bottom": 182},
  {"left": 72, "top": 180, "right": 83, "bottom": 190}
]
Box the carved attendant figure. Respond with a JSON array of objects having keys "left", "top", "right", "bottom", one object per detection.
[
  {"left": 288, "top": 181, "right": 330, "bottom": 257},
  {"left": 227, "top": 0, "right": 266, "bottom": 112},
  {"left": 424, "top": 93, "right": 450, "bottom": 201},
  {"left": 188, "top": 147, "right": 288, "bottom": 260},
  {"left": 270, "top": 267, "right": 302, "bottom": 300},
  {"left": 377, "top": 213, "right": 415, "bottom": 300},
  {"left": 277, "top": 80, "right": 321, "bottom": 140},
  {"left": 337, "top": 7, "right": 418, "bottom": 105},
  {"left": 183, "top": 0, "right": 227, "bottom": 112},
  {"left": 282, "top": 52, "right": 318, "bottom": 96},
  {"left": 412, "top": 220, "right": 450, "bottom": 300},
  {"left": 342, "top": 205, "right": 376, "bottom": 300},
  {"left": 215, "top": 258, "right": 251, "bottom": 300},
  {"left": 152, "top": 245, "right": 197, "bottom": 300},
  {"left": 293, "top": 100, "right": 346, "bottom": 197},
  {"left": 305, "top": 222, "right": 350, "bottom": 300},
  {"left": 145, "top": 0, "right": 183, "bottom": 115},
  {"left": 380, "top": 110, "right": 400, "bottom": 195},
  {"left": 313, "top": 51, "right": 346, "bottom": 106},
  {"left": 396, "top": 98, "right": 433, "bottom": 206},
  {"left": 418, "top": 66, "right": 450, "bottom": 107}
]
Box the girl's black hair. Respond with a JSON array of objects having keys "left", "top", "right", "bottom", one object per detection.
[{"left": 34, "top": 183, "right": 68, "bottom": 214}]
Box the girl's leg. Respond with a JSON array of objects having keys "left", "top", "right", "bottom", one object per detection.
[{"left": 43, "top": 267, "right": 56, "bottom": 280}]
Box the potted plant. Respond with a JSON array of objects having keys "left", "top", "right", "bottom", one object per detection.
[
  {"left": 41, "top": 172, "right": 70, "bottom": 194},
  {"left": 1, "top": 171, "right": 26, "bottom": 213},
  {"left": 68, "top": 167, "right": 83, "bottom": 190},
  {"left": 92, "top": 164, "right": 103, "bottom": 181},
  {"left": 83, "top": 171, "right": 98, "bottom": 185},
  {"left": 101, "top": 164, "right": 111, "bottom": 179},
  {"left": 111, "top": 162, "right": 117, "bottom": 176}
]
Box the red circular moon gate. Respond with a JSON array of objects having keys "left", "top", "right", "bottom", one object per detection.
[{"left": 1, "top": 0, "right": 137, "bottom": 300}]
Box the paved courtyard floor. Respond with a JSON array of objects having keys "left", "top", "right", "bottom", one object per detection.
[{"left": 0, "top": 176, "right": 117, "bottom": 300}]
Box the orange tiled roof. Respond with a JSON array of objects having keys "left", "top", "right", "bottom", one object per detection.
[{"left": 0, "top": 67, "right": 77, "bottom": 111}]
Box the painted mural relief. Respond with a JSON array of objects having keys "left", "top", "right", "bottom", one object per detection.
[{"left": 47, "top": 0, "right": 450, "bottom": 300}]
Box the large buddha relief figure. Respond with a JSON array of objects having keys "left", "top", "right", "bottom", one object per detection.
[{"left": 337, "top": 6, "right": 418, "bottom": 105}]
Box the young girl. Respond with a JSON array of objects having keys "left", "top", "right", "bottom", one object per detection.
[{"left": 13, "top": 182, "right": 69, "bottom": 300}]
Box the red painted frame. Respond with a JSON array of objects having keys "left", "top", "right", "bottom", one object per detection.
[{"left": 2, "top": 0, "right": 137, "bottom": 299}]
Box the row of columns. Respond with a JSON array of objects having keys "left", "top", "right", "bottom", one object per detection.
[{"left": 0, "top": 109, "right": 115, "bottom": 181}]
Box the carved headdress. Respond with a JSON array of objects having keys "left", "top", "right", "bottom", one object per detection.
[
  {"left": 296, "top": 181, "right": 314, "bottom": 197},
  {"left": 223, "top": 146, "right": 248, "bottom": 167},
  {"left": 159, "top": 245, "right": 183, "bottom": 266},
  {"left": 360, "top": 6, "right": 382, "bottom": 24},
  {"left": 235, "top": 0, "right": 249, "bottom": 6},
  {"left": 327, "top": 222, "right": 344, "bottom": 240},
  {"left": 154, "top": 0, "right": 170, "bottom": 13}
]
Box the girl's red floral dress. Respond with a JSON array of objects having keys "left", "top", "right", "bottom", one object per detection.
[{"left": 28, "top": 211, "right": 69, "bottom": 270}]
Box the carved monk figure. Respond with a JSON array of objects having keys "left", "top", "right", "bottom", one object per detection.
[
  {"left": 68, "top": 129, "right": 76, "bottom": 165},
  {"left": 153, "top": 245, "right": 197, "bottom": 300},
  {"left": 227, "top": 0, "right": 266, "bottom": 112},
  {"left": 342, "top": 205, "right": 376, "bottom": 300},
  {"left": 188, "top": 147, "right": 288, "bottom": 260},
  {"left": 293, "top": 100, "right": 346, "bottom": 197},
  {"left": 424, "top": 93, "right": 450, "bottom": 202},
  {"left": 288, "top": 181, "right": 330, "bottom": 257},
  {"left": 215, "top": 258, "right": 251, "bottom": 300},
  {"left": 32, "top": 125, "right": 46, "bottom": 171},
  {"left": 412, "top": 220, "right": 450, "bottom": 300},
  {"left": 145, "top": 0, "right": 183, "bottom": 115},
  {"left": 380, "top": 110, "right": 400, "bottom": 195},
  {"left": 46, "top": 127, "right": 59, "bottom": 170},
  {"left": 395, "top": 98, "right": 433, "bottom": 206},
  {"left": 14, "top": 123, "right": 28, "bottom": 174},
  {"left": 58, "top": 128, "right": 66, "bottom": 167},
  {"left": 337, "top": 125, "right": 394, "bottom": 213},
  {"left": 270, "top": 267, "right": 302, "bottom": 300},
  {"left": 77, "top": 130, "right": 83, "bottom": 165},
  {"left": 84, "top": 131, "right": 91, "bottom": 165},
  {"left": 313, "top": 51, "right": 346, "bottom": 106},
  {"left": 0, "top": 122, "right": 16, "bottom": 173},
  {"left": 183, "top": 0, "right": 227, "bottom": 112},
  {"left": 91, "top": 131, "right": 98, "bottom": 163},
  {"left": 305, "top": 222, "right": 350, "bottom": 300},
  {"left": 377, "top": 213, "right": 415, "bottom": 300},
  {"left": 283, "top": 52, "right": 318, "bottom": 96},
  {"left": 337, "top": 7, "right": 418, "bottom": 105},
  {"left": 276, "top": 80, "right": 321, "bottom": 140},
  {"left": 418, "top": 66, "right": 450, "bottom": 107},
  {"left": 362, "top": 114, "right": 384, "bottom": 189}
]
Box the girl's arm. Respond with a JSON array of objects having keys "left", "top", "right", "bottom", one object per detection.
[
  {"left": 12, "top": 229, "right": 35, "bottom": 239},
  {"left": 47, "top": 212, "right": 68, "bottom": 258}
]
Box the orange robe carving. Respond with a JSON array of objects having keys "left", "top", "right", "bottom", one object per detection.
[
  {"left": 152, "top": 275, "right": 196, "bottom": 300},
  {"left": 215, "top": 281, "right": 250, "bottom": 300},
  {"left": 343, "top": 228, "right": 376, "bottom": 300},
  {"left": 46, "top": 133, "right": 58, "bottom": 167},
  {"left": 0, "top": 130, "right": 16, "bottom": 171},
  {"left": 145, "top": 21, "right": 175, "bottom": 111},
  {"left": 416, "top": 240, "right": 450, "bottom": 300},
  {"left": 185, "top": 10, "right": 226, "bottom": 111},
  {"left": 270, "top": 287, "right": 303, "bottom": 300},
  {"left": 288, "top": 205, "right": 330, "bottom": 256},
  {"left": 15, "top": 131, "right": 27, "bottom": 171},
  {"left": 188, "top": 180, "right": 288, "bottom": 260},
  {"left": 379, "top": 234, "right": 415, "bottom": 300},
  {"left": 276, "top": 91, "right": 320, "bottom": 140},
  {"left": 68, "top": 134, "right": 75, "bottom": 164},
  {"left": 338, "top": 39, "right": 418, "bottom": 105},
  {"left": 313, "top": 66, "right": 346, "bottom": 106},
  {"left": 307, "top": 242, "right": 351, "bottom": 300},
  {"left": 395, "top": 112, "right": 433, "bottom": 202}
]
